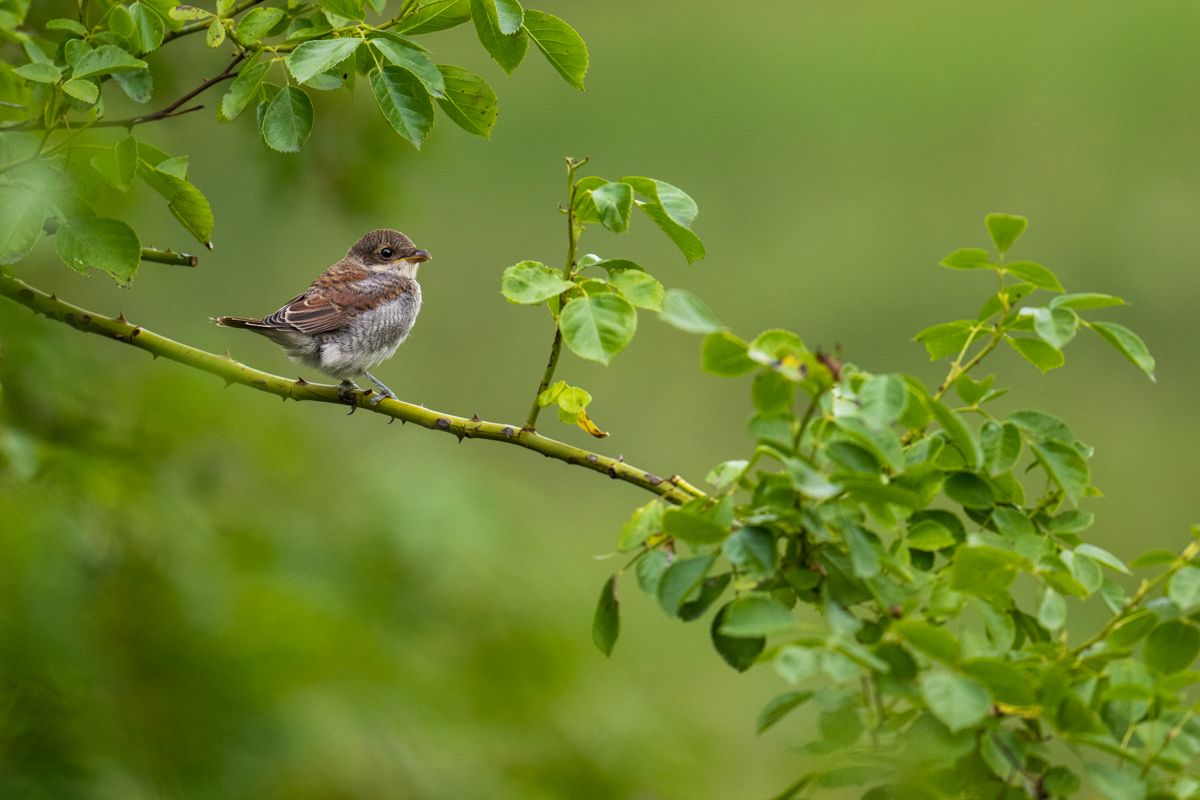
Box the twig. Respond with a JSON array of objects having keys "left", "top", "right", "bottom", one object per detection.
[
  {"left": 11, "top": 53, "right": 247, "bottom": 133},
  {"left": 524, "top": 156, "right": 587, "bottom": 431},
  {"left": 0, "top": 274, "right": 700, "bottom": 506},
  {"left": 162, "top": 0, "right": 268, "bottom": 44},
  {"left": 141, "top": 248, "right": 199, "bottom": 267}
]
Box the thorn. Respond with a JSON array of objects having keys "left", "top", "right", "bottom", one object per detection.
[
  {"left": 617, "top": 454, "right": 625, "bottom": 463},
  {"left": 116, "top": 311, "right": 127, "bottom": 324},
  {"left": 455, "top": 433, "right": 465, "bottom": 443},
  {"left": 387, "top": 416, "right": 396, "bottom": 425},
  {"left": 346, "top": 405, "right": 356, "bottom": 416},
  {"left": 223, "top": 379, "right": 233, "bottom": 388},
  {"left": 222, "top": 349, "right": 233, "bottom": 360},
  {"left": 470, "top": 414, "right": 481, "bottom": 423},
  {"left": 295, "top": 376, "right": 308, "bottom": 385},
  {"left": 49, "top": 292, "right": 57, "bottom": 301}
]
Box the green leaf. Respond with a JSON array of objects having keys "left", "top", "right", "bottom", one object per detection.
[
  {"left": 858, "top": 374, "right": 907, "bottom": 428},
  {"left": 1074, "top": 544, "right": 1129, "bottom": 575},
  {"left": 944, "top": 472, "right": 993, "bottom": 509},
  {"left": 371, "top": 38, "right": 445, "bottom": 98},
  {"left": 260, "top": 86, "right": 314, "bottom": 153},
  {"left": 317, "top": 0, "right": 366, "bottom": 20},
  {"left": 396, "top": 0, "right": 471, "bottom": 34},
  {"left": 980, "top": 420, "right": 1021, "bottom": 474},
  {"left": 521, "top": 9, "right": 587, "bottom": 90},
  {"left": 722, "top": 527, "right": 776, "bottom": 580},
  {"left": 635, "top": 550, "right": 668, "bottom": 595},
  {"left": 926, "top": 396, "right": 982, "bottom": 469},
  {"left": 434, "top": 65, "right": 497, "bottom": 138},
  {"left": 906, "top": 519, "right": 956, "bottom": 551},
  {"left": 894, "top": 620, "right": 959, "bottom": 663},
  {"left": 719, "top": 595, "right": 794, "bottom": 637},
  {"left": 1005, "top": 260, "right": 1063, "bottom": 291},
  {"left": 939, "top": 247, "right": 992, "bottom": 270},
  {"left": 913, "top": 319, "right": 974, "bottom": 360},
  {"left": 1028, "top": 306, "right": 1079, "bottom": 349},
  {"left": 621, "top": 176, "right": 704, "bottom": 263},
  {"left": 491, "top": 0, "right": 523, "bottom": 34},
  {"left": 168, "top": 5, "right": 211, "bottom": 21},
  {"left": 985, "top": 213, "right": 1027, "bottom": 254},
  {"left": 137, "top": 163, "right": 214, "bottom": 247},
  {"left": 205, "top": 18, "right": 225, "bottom": 47},
  {"left": 12, "top": 62, "right": 63, "bottom": 83},
  {"left": 1050, "top": 292, "right": 1124, "bottom": 310},
  {"left": 756, "top": 691, "right": 813, "bottom": 735},
  {"left": 1089, "top": 321, "right": 1155, "bottom": 381},
  {"left": 951, "top": 545, "right": 1028, "bottom": 598},
  {"left": 500, "top": 260, "right": 572, "bottom": 304},
  {"left": 658, "top": 555, "right": 713, "bottom": 616},
  {"left": 90, "top": 136, "right": 137, "bottom": 192},
  {"left": 62, "top": 78, "right": 98, "bottom": 104},
  {"left": 701, "top": 331, "right": 754, "bottom": 376},
  {"left": 589, "top": 181, "right": 632, "bottom": 233},
  {"left": 288, "top": 38, "right": 362, "bottom": 85},
  {"left": 1168, "top": 566, "right": 1200, "bottom": 611},
  {"left": 960, "top": 658, "right": 1036, "bottom": 706},
  {"left": 560, "top": 293, "right": 637, "bottom": 365},
  {"left": 233, "top": 7, "right": 284, "bottom": 44},
  {"left": 617, "top": 500, "right": 663, "bottom": 551},
  {"left": 72, "top": 45, "right": 146, "bottom": 79},
  {"left": 752, "top": 371, "right": 796, "bottom": 414},
  {"left": 56, "top": 217, "right": 141, "bottom": 285},
  {"left": 1030, "top": 440, "right": 1090, "bottom": 502},
  {"left": 591, "top": 575, "right": 619, "bottom": 656},
  {"left": 369, "top": 66, "right": 434, "bottom": 149},
  {"left": 0, "top": 185, "right": 45, "bottom": 265},
  {"left": 706, "top": 460, "right": 748, "bottom": 490},
  {"left": 662, "top": 507, "right": 727, "bottom": 546},
  {"left": 660, "top": 288, "right": 722, "bottom": 334},
  {"left": 606, "top": 268, "right": 664, "bottom": 311},
  {"left": 220, "top": 59, "right": 269, "bottom": 122},
  {"left": 1038, "top": 587, "right": 1067, "bottom": 631},
  {"left": 112, "top": 67, "right": 153, "bottom": 103},
  {"left": 470, "top": 0, "right": 527, "bottom": 73},
  {"left": 46, "top": 18, "right": 88, "bottom": 36},
  {"left": 1006, "top": 336, "right": 1065, "bottom": 372},
  {"left": 712, "top": 604, "right": 764, "bottom": 671},
  {"left": 919, "top": 671, "right": 991, "bottom": 732},
  {"left": 1086, "top": 763, "right": 1145, "bottom": 800},
  {"left": 1106, "top": 609, "right": 1158, "bottom": 648}
]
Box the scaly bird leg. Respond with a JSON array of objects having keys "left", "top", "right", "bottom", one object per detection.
[{"left": 363, "top": 371, "right": 398, "bottom": 406}]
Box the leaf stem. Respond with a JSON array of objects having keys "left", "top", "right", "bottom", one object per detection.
[
  {"left": 1072, "top": 538, "right": 1200, "bottom": 657},
  {"left": 162, "top": 0, "right": 267, "bottom": 44},
  {"left": 524, "top": 155, "right": 587, "bottom": 431},
  {"left": 0, "top": 274, "right": 699, "bottom": 506}
]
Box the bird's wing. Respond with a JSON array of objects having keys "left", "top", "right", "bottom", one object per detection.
[{"left": 258, "top": 262, "right": 414, "bottom": 335}]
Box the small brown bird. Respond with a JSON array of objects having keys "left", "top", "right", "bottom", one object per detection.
[{"left": 214, "top": 229, "right": 431, "bottom": 404}]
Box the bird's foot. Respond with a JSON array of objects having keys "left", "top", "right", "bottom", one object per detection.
[
  {"left": 337, "top": 380, "right": 363, "bottom": 407},
  {"left": 363, "top": 371, "right": 398, "bottom": 406}
]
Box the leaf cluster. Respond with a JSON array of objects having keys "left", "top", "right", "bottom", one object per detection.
[
  {"left": 0, "top": 0, "right": 585, "bottom": 284},
  {"left": 587, "top": 214, "right": 1194, "bottom": 799}
]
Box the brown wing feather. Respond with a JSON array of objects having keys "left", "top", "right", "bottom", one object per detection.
[{"left": 256, "top": 260, "right": 414, "bottom": 335}]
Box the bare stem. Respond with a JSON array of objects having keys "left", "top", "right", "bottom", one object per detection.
[
  {"left": 524, "top": 155, "right": 588, "bottom": 431},
  {"left": 0, "top": 274, "right": 699, "bottom": 506},
  {"left": 140, "top": 247, "right": 199, "bottom": 267}
]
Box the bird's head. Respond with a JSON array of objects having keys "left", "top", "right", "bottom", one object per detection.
[{"left": 349, "top": 229, "right": 431, "bottom": 277}]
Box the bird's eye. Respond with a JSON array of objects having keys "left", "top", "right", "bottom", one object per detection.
[{"left": 380, "top": 247, "right": 394, "bottom": 259}]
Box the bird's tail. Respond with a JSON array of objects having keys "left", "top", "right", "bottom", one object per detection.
[{"left": 212, "top": 315, "right": 264, "bottom": 328}]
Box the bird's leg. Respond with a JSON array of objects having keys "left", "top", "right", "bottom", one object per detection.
[
  {"left": 363, "top": 371, "right": 398, "bottom": 406},
  {"left": 337, "top": 379, "right": 363, "bottom": 406}
]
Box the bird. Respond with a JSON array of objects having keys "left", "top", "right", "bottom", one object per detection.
[{"left": 214, "top": 229, "right": 431, "bottom": 405}]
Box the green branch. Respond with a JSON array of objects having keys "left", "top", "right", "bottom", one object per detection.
[
  {"left": 524, "top": 156, "right": 587, "bottom": 431},
  {"left": 140, "top": 247, "right": 199, "bottom": 267},
  {"left": 0, "top": 274, "right": 700, "bottom": 506}
]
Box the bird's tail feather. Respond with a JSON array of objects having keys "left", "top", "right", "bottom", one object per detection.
[{"left": 212, "top": 315, "right": 264, "bottom": 328}]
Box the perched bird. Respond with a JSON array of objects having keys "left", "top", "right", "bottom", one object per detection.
[{"left": 214, "top": 229, "right": 431, "bottom": 404}]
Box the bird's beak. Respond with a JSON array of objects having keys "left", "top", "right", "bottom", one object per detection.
[{"left": 406, "top": 249, "right": 431, "bottom": 263}]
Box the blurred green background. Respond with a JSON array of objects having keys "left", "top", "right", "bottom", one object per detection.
[{"left": 2, "top": 1, "right": 1199, "bottom": 797}]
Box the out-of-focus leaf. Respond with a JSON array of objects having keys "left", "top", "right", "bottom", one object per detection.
[
  {"left": 591, "top": 575, "right": 619, "bottom": 656},
  {"left": 56, "top": 217, "right": 142, "bottom": 285}
]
